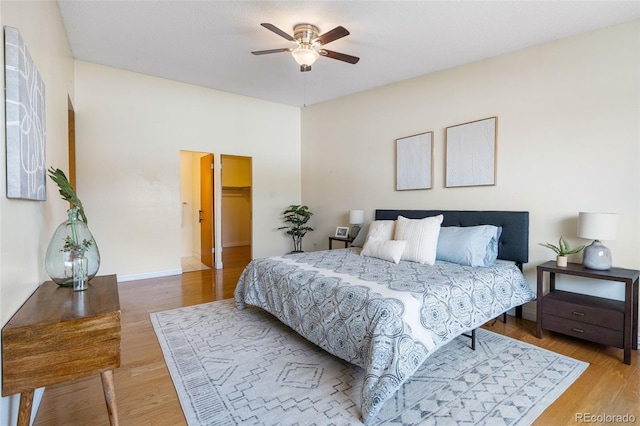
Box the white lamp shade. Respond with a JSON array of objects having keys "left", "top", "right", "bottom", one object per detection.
[
  {"left": 577, "top": 212, "right": 617, "bottom": 241},
  {"left": 349, "top": 210, "right": 365, "bottom": 225},
  {"left": 291, "top": 46, "right": 319, "bottom": 66}
]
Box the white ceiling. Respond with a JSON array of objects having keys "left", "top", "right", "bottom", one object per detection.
[{"left": 57, "top": 1, "right": 639, "bottom": 107}]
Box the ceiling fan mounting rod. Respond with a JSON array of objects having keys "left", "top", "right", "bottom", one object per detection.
[{"left": 293, "top": 23, "right": 319, "bottom": 44}]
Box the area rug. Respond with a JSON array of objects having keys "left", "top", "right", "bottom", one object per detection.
[{"left": 151, "top": 299, "right": 588, "bottom": 426}]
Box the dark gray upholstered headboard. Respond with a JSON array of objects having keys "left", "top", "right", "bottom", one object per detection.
[{"left": 375, "top": 210, "right": 529, "bottom": 267}]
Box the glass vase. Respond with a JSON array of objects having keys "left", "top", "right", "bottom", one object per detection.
[{"left": 45, "top": 208, "right": 100, "bottom": 287}]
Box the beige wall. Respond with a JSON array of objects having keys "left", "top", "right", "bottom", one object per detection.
[
  {"left": 0, "top": 0, "right": 75, "bottom": 422},
  {"left": 73, "top": 62, "right": 301, "bottom": 279},
  {"left": 301, "top": 20, "right": 640, "bottom": 317}
]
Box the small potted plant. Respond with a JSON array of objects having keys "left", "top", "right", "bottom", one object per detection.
[
  {"left": 278, "top": 204, "right": 313, "bottom": 253},
  {"left": 539, "top": 236, "right": 584, "bottom": 267}
]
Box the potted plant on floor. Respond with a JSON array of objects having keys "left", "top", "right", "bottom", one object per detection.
[
  {"left": 278, "top": 204, "right": 313, "bottom": 253},
  {"left": 539, "top": 236, "right": 584, "bottom": 267}
]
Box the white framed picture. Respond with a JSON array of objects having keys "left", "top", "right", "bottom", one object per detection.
[
  {"left": 396, "top": 131, "right": 433, "bottom": 190},
  {"left": 446, "top": 117, "right": 497, "bottom": 188},
  {"left": 335, "top": 227, "right": 349, "bottom": 238}
]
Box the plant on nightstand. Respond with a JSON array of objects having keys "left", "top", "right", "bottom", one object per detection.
[
  {"left": 278, "top": 204, "right": 314, "bottom": 253},
  {"left": 539, "top": 236, "right": 584, "bottom": 267}
]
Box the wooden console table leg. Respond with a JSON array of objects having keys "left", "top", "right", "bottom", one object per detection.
[
  {"left": 100, "top": 370, "right": 119, "bottom": 426},
  {"left": 17, "top": 389, "right": 34, "bottom": 426}
]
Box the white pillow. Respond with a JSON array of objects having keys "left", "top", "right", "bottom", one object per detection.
[
  {"left": 394, "top": 215, "right": 443, "bottom": 264},
  {"left": 364, "top": 220, "right": 396, "bottom": 242},
  {"left": 361, "top": 236, "right": 407, "bottom": 264}
]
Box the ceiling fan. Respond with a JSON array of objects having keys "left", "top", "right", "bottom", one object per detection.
[{"left": 251, "top": 23, "right": 360, "bottom": 72}]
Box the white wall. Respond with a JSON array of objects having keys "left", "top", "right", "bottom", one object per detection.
[
  {"left": 73, "top": 62, "right": 301, "bottom": 279},
  {"left": 0, "top": 1, "right": 75, "bottom": 423},
  {"left": 301, "top": 20, "right": 640, "bottom": 317}
]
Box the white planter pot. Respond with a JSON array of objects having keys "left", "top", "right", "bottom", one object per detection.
[{"left": 556, "top": 255, "right": 568, "bottom": 267}]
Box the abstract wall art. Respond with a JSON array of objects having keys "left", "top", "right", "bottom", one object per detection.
[
  {"left": 4, "top": 26, "right": 46, "bottom": 200},
  {"left": 396, "top": 131, "right": 433, "bottom": 190},
  {"left": 446, "top": 117, "right": 497, "bottom": 188}
]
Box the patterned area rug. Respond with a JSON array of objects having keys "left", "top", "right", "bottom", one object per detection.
[{"left": 151, "top": 299, "right": 588, "bottom": 426}]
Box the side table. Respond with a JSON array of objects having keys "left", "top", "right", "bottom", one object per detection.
[
  {"left": 2, "top": 275, "right": 121, "bottom": 425},
  {"left": 329, "top": 236, "right": 354, "bottom": 250},
  {"left": 536, "top": 261, "right": 639, "bottom": 365}
]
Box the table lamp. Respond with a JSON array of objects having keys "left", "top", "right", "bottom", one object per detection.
[
  {"left": 577, "top": 212, "right": 617, "bottom": 270},
  {"left": 349, "top": 210, "right": 364, "bottom": 239}
]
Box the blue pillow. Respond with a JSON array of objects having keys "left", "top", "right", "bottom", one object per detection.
[{"left": 436, "top": 225, "right": 502, "bottom": 267}]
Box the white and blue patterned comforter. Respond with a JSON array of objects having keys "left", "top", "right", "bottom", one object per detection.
[{"left": 234, "top": 248, "right": 535, "bottom": 424}]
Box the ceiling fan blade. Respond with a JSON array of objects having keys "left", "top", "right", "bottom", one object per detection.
[
  {"left": 260, "top": 23, "right": 295, "bottom": 42},
  {"left": 320, "top": 49, "right": 360, "bottom": 64},
  {"left": 316, "top": 26, "right": 349, "bottom": 45},
  {"left": 251, "top": 48, "right": 292, "bottom": 55}
]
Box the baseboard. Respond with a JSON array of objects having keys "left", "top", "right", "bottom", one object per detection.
[{"left": 117, "top": 269, "right": 182, "bottom": 282}]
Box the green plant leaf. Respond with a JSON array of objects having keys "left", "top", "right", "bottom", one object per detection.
[
  {"left": 47, "top": 167, "right": 88, "bottom": 224},
  {"left": 539, "top": 236, "right": 584, "bottom": 256}
]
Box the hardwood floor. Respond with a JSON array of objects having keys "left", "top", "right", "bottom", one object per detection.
[{"left": 34, "top": 248, "right": 638, "bottom": 425}]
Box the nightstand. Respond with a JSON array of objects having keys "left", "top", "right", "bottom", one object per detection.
[
  {"left": 536, "top": 261, "right": 639, "bottom": 365},
  {"left": 329, "top": 236, "right": 354, "bottom": 249}
]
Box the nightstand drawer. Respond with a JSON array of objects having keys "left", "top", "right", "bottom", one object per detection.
[
  {"left": 542, "top": 314, "right": 624, "bottom": 348},
  {"left": 542, "top": 291, "right": 624, "bottom": 331}
]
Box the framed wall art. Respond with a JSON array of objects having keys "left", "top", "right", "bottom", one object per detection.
[
  {"left": 396, "top": 131, "right": 433, "bottom": 190},
  {"left": 445, "top": 117, "right": 497, "bottom": 188},
  {"left": 4, "top": 26, "right": 46, "bottom": 200}
]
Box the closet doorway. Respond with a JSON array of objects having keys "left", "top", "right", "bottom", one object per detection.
[
  {"left": 180, "top": 151, "right": 252, "bottom": 272},
  {"left": 220, "top": 154, "right": 252, "bottom": 269}
]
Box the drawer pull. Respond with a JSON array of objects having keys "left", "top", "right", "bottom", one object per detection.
[
  {"left": 571, "top": 327, "right": 585, "bottom": 333},
  {"left": 571, "top": 311, "right": 585, "bottom": 317}
]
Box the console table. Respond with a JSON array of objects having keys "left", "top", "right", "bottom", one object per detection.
[
  {"left": 2, "top": 275, "right": 121, "bottom": 425},
  {"left": 536, "top": 261, "right": 639, "bottom": 365}
]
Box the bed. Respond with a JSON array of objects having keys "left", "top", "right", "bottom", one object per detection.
[{"left": 234, "top": 209, "right": 536, "bottom": 423}]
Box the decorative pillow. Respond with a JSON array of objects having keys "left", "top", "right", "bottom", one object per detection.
[
  {"left": 363, "top": 220, "right": 396, "bottom": 242},
  {"left": 350, "top": 222, "right": 370, "bottom": 248},
  {"left": 436, "top": 225, "right": 502, "bottom": 267},
  {"left": 393, "top": 215, "right": 443, "bottom": 264},
  {"left": 361, "top": 236, "right": 407, "bottom": 264}
]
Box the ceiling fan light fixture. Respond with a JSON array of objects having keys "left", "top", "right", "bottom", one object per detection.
[{"left": 291, "top": 45, "right": 319, "bottom": 66}]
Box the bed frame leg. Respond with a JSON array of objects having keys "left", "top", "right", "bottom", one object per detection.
[
  {"left": 463, "top": 329, "right": 477, "bottom": 350},
  {"left": 471, "top": 329, "right": 476, "bottom": 351}
]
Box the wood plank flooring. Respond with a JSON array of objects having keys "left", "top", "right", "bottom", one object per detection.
[{"left": 34, "top": 247, "right": 638, "bottom": 425}]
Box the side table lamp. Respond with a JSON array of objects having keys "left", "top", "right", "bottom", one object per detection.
[
  {"left": 577, "top": 212, "right": 617, "bottom": 270},
  {"left": 349, "top": 210, "right": 364, "bottom": 239}
]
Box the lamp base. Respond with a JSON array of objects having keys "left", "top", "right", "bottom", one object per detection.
[
  {"left": 351, "top": 224, "right": 361, "bottom": 239},
  {"left": 582, "top": 240, "right": 612, "bottom": 270}
]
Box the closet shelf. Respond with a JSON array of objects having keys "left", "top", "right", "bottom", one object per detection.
[{"left": 222, "top": 186, "right": 251, "bottom": 190}]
